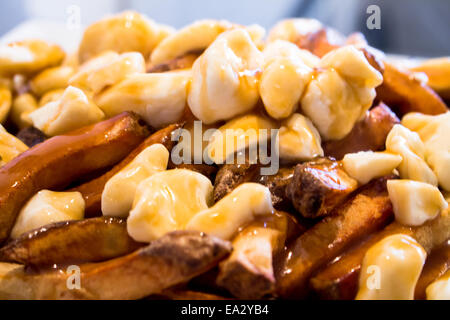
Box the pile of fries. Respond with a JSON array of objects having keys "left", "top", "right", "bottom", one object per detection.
[{"left": 0, "top": 12, "right": 449, "bottom": 300}]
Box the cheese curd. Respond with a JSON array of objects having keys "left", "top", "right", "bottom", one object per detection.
[
  {"left": 102, "top": 144, "right": 170, "bottom": 218},
  {"left": 301, "top": 46, "right": 383, "bottom": 140},
  {"left": 78, "top": 11, "right": 162, "bottom": 63},
  {"left": 70, "top": 51, "right": 146, "bottom": 95},
  {"left": 188, "top": 29, "right": 263, "bottom": 124},
  {"left": 150, "top": 20, "right": 234, "bottom": 65},
  {"left": 0, "top": 124, "right": 28, "bottom": 167},
  {"left": 0, "top": 40, "right": 65, "bottom": 76},
  {"left": 402, "top": 112, "right": 450, "bottom": 191},
  {"left": 39, "top": 89, "right": 65, "bottom": 107},
  {"left": 30, "top": 66, "right": 75, "bottom": 96},
  {"left": 267, "top": 18, "right": 323, "bottom": 44},
  {"left": 263, "top": 40, "right": 320, "bottom": 68},
  {"left": 357, "top": 234, "right": 426, "bottom": 300},
  {"left": 10, "top": 93, "right": 38, "bottom": 129},
  {"left": 186, "top": 183, "right": 274, "bottom": 240},
  {"left": 0, "top": 87, "right": 11, "bottom": 124},
  {"left": 11, "top": 190, "right": 85, "bottom": 239},
  {"left": 206, "top": 114, "right": 277, "bottom": 165},
  {"left": 127, "top": 169, "right": 213, "bottom": 243},
  {"left": 426, "top": 270, "right": 450, "bottom": 300},
  {"left": 95, "top": 70, "right": 191, "bottom": 129},
  {"left": 386, "top": 124, "right": 438, "bottom": 186},
  {"left": 278, "top": 113, "right": 323, "bottom": 162},
  {"left": 260, "top": 42, "right": 314, "bottom": 120},
  {"left": 343, "top": 151, "right": 402, "bottom": 185},
  {"left": 387, "top": 180, "right": 448, "bottom": 227},
  {"left": 29, "top": 86, "right": 105, "bottom": 136}
]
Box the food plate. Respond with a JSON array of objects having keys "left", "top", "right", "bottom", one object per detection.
[{"left": 0, "top": 12, "right": 449, "bottom": 300}]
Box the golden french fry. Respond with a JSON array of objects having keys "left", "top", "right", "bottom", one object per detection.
[
  {"left": 0, "top": 231, "right": 231, "bottom": 300},
  {"left": 412, "top": 57, "right": 450, "bottom": 101},
  {"left": 277, "top": 177, "right": 394, "bottom": 298}
]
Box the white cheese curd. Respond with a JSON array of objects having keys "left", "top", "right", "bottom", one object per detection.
[
  {"left": 267, "top": 18, "right": 323, "bottom": 44},
  {"left": 260, "top": 41, "right": 315, "bottom": 120},
  {"left": 102, "top": 144, "right": 170, "bottom": 218},
  {"left": 356, "top": 234, "right": 427, "bottom": 300},
  {"left": 206, "top": 114, "right": 277, "bottom": 165},
  {"left": 70, "top": 51, "right": 146, "bottom": 95},
  {"left": 386, "top": 124, "right": 438, "bottom": 186},
  {"left": 426, "top": 271, "right": 450, "bottom": 300},
  {"left": 301, "top": 46, "right": 383, "bottom": 141},
  {"left": 278, "top": 113, "right": 324, "bottom": 162},
  {"left": 150, "top": 19, "right": 234, "bottom": 64},
  {"left": 29, "top": 86, "right": 105, "bottom": 136},
  {"left": 387, "top": 180, "right": 448, "bottom": 226},
  {"left": 186, "top": 183, "right": 274, "bottom": 240},
  {"left": 11, "top": 190, "right": 85, "bottom": 239},
  {"left": 188, "top": 29, "right": 263, "bottom": 124},
  {"left": 95, "top": 70, "right": 191, "bottom": 129},
  {"left": 402, "top": 112, "right": 450, "bottom": 191},
  {"left": 342, "top": 151, "right": 402, "bottom": 184},
  {"left": 127, "top": 169, "right": 213, "bottom": 243}
]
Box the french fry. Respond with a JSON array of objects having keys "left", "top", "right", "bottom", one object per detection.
[
  {"left": 277, "top": 177, "right": 394, "bottom": 299},
  {"left": 323, "top": 103, "right": 399, "bottom": 160},
  {"left": 310, "top": 208, "right": 450, "bottom": 300},
  {"left": 16, "top": 127, "right": 47, "bottom": 148},
  {"left": 255, "top": 167, "right": 295, "bottom": 210},
  {"left": 411, "top": 57, "right": 450, "bottom": 101},
  {"left": 0, "top": 217, "right": 143, "bottom": 267},
  {"left": 295, "top": 28, "right": 344, "bottom": 58},
  {"left": 376, "top": 62, "right": 448, "bottom": 116},
  {"left": 71, "top": 123, "right": 182, "bottom": 216},
  {"left": 0, "top": 112, "right": 150, "bottom": 243},
  {"left": 0, "top": 231, "right": 231, "bottom": 300},
  {"left": 286, "top": 159, "right": 358, "bottom": 219},
  {"left": 216, "top": 212, "right": 291, "bottom": 299},
  {"left": 213, "top": 163, "right": 260, "bottom": 203}
]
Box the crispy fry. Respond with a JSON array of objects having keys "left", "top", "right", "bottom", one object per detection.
[
  {"left": 213, "top": 163, "right": 260, "bottom": 203},
  {"left": 323, "top": 103, "right": 399, "bottom": 160},
  {"left": 277, "top": 177, "right": 394, "bottom": 298},
  {"left": 255, "top": 167, "right": 295, "bottom": 210},
  {"left": 310, "top": 209, "right": 450, "bottom": 300},
  {"left": 0, "top": 113, "right": 149, "bottom": 243},
  {"left": 295, "top": 28, "right": 344, "bottom": 58},
  {"left": 286, "top": 159, "right": 358, "bottom": 219},
  {"left": 147, "top": 52, "right": 200, "bottom": 73},
  {"left": 376, "top": 62, "right": 448, "bottom": 116},
  {"left": 361, "top": 48, "right": 385, "bottom": 74},
  {"left": 0, "top": 217, "right": 143, "bottom": 267},
  {"left": 411, "top": 57, "right": 450, "bottom": 101},
  {"left": 216, "top": 212, "right": 290, "bottom": 299},
  {"left": 71, "top": 123, "right": 181, "bottom": 216},
  {"left": 0, "top": 231, "right": 231, "bottom": 300},
  {"left": 16, "top": 127, "right": 47, "bottom": 148},
  {"left": 415, "top": 240, "right": 450, "bottom": 300}
]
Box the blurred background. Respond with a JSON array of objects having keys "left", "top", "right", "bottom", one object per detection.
[{"left": 0, "top": 0, "right": 449, "bottom": 56}]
